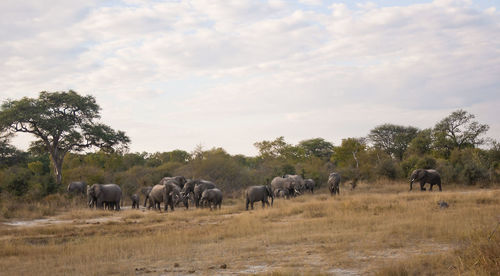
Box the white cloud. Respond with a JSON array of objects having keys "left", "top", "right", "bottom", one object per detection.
[{"left": 1, "top": 0, "right": 499, "bottom": 155}]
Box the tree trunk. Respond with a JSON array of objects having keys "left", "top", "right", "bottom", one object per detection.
[
  {"left": 49, "top": 150, "right": 65, "bottom": 188},
  {"left": 54, "top": 160, "right": 63, "bottom": 187}
]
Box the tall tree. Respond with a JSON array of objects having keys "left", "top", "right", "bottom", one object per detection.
[
  {"left": 0, "top": 91, "right": 130, "bottom": 187},
  {"left": 298, "top": 138, "right": 334, "bottom": 160},
  {"left": 434, "top": 109, "right": 489, "bottom": 151},
  {"left": 254, "top": 136, "right": 303, "bottom": 160},
  {"left": 368, "top": 124, "right": 419, "bottom": 160}
]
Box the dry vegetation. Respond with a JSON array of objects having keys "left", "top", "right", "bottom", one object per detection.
[{"left": 0, "top": 182, "right": 499, "bottom": 275}]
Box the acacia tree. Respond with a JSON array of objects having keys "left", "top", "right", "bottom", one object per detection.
[
  {"left": 368, "top": 124, "right": 419, "bottom": 160},
  {"left": 434, "top": 109, "right": 489, "bottom": 152},
  {"left": 0, "top": 91, "right": 130, "bottom": 188},
  {"left": 298, "top": 138, "right": 334, "bottom": 160}
]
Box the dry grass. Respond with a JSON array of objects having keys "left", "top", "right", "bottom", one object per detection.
[{"left": 0, "top": 182, "right": 499, "bottom": 275}]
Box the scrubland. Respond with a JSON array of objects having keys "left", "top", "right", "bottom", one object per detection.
[{"left": 0, "top": 182, "right": 499, "bottom": 275}]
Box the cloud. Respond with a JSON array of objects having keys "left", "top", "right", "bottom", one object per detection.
[{"left": 1, "top": 0, "right": 499, "bottom": 155}]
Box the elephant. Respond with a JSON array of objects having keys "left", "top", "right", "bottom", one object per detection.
[
  {"left": 141, "top": 186, "right": 153, "bottom": 207},
  {"left": 271, "top": 176, "right": 300, "bottom": 198},
  {"left": 410, "top": 169, "right": 442, "bottom": 191},
  {"left": 148, "top": 183, "right": 180, "bottom": 211},
  {"left": 246, "top": 185, "right": 274, "bottom": 210},
  {"left": 169, "top": 184, "right": 184, "bottom": 209},
  {"left": 130, "top": 194, "right": 140, "bottom": 209},
  {"left": 87, "top": 184, "right": 122, "bottom": 210},
  {"left": 274, "top": 188, "right": 289, "bottom": 199},
  {"left": 159, "top": 176, "right": 187, "bottom": 189},
  {"left": 161, "top": 178, "right": 188, "bottom": 209},
  {"left": 200, "top": 188, "right": 223, "bottom": 210},
  {"left": 304, "top": 179, "right": 315, "bottom": 193},
  {"left": 191, "top": 180, "right": 216, "bottom": 208},
  {"left": 67, "top": 181, "right": 87, "bottom": 195},
  {"left": 284, "top": 174, "right": 305, "bottom": 193},
  {"left": 328, "top": 173, "right": 341, "bottom": 196}
]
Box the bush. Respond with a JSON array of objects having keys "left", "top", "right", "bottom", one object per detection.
[
  {"left": 376, "top": 159, "right": 401, "bottom": 180},
  {"left": 1, "top": 167, "right": 32, "bottom": 196}
]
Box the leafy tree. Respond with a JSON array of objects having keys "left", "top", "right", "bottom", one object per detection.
[
  {"left": 407, "top": 129, "right": 433, "bottom": 156},
  {"left": 298, "top": 138, "right": 334, "bottom": 160},
  {"left": 0, "top": 91, "right": 130, "bottom": 188},
  {"left": 368, "top": 124, "right": 419, "bottom": 160},
  {"left": 254, "top": 136, "right": 303, "bottom": 160},
  {"left": 331, "top": 138, "right": 366, "bottom": 168},
  {"left": 0, "top": 135, "right": 28, "bottom": 168},
  {"left": 433, "top": 109, "right": 489, "bottom": 154}
]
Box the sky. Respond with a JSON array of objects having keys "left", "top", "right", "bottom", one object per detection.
[{"left": 1, "top": 0, "right": 499, "bottom": 156}]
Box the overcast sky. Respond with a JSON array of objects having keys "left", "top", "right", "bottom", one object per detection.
[{"left": 1, "top": 0, "right": 499, "bottom": 156}]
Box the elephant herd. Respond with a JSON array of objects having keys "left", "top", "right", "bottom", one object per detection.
[{"left": 67, "top": 168, "right": 442, "bottom": 212}]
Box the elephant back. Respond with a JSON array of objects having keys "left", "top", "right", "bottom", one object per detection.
[
  {"left": 328, "top": 173, "right": 340, "bottom": 183},
  {"left": 270, "top": 177, "right": 287, "bottom": 191},
  {"left": 100, "top": 184, "right": 122, "bottom": 202},
  {"left": 194, "top": 181, "right": 216, "bottom": 195}
]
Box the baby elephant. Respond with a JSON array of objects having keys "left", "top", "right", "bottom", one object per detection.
[
  {"left": 130, "top": 194, "right": 140, "bottom": 209},
  {"left": 200, "top": 188, "right": 223, "bottom": 210}
]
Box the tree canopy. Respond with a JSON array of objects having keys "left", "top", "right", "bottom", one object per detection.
[
  {"left": 433, "top": 109, "right": 489, "bottom": 152},
  {"left": 0, "top": 91, "right": 130, "bottom": 186},
  {"left": 368, "top": 124, "right": 419, "bottom": 160}
]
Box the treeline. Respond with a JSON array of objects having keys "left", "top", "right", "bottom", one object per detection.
[{"left": 1, "top": 109, "right": 499, "bottom": 200}]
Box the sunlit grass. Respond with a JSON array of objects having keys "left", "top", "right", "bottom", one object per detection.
[{"left": 0, "top": 182, "right": 498, "bottom": 275}]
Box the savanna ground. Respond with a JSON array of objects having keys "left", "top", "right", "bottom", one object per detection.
[{"left": 0, "top": 182, "right": 499, "bottom": 275}]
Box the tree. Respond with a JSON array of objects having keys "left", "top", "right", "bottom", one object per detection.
[
  {"left": 368, "top": 124, "right": 419, "bottom": 160},
  {"left": 298, "top": 138, "right": 334, "bottom": 160},
  {"left": 434, "top": 109, "right": 489, "bottom": 151},
  {"left": 254, "top": 136, "right": 303, "bottom": 160},
  {"left": 0, "top": 134, "right": 28, "bottom": 168},
  {"left": 407, "top": 129, "right": 433, "bottom": 155},
  {"left": 0, "top": 91, "right": 130, "bottom": 188}
]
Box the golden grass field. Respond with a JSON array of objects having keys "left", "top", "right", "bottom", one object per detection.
[{"left": 0, "top": 182, "right": 499, "bottom": 275}]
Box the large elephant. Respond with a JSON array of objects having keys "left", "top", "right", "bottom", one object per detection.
[
  {"left": 161, "top": 178, "right": 188, "bottom": 209},
  {"left": 246, "top": 185, "right": 274, "bottom": 210},
  {"left": 200, "top": 188, "right": 223, "bottom": 210},
  {"left": 304, "top": 179, "right": 315, "bottom": 194},
  {"left": 328, "top": 173, "right": 341, "bottom": 196},
  {"left": 147, "top": 185, "right": 164, "bottom": 210},
  {"left": 67, "top": 181, "right": 87, "bottom": 195},
  {"left": 410, "top": 169, "right": 442, "bottom": 191},
  {"left": 284, "top": 174, "right": 305, "bottom": 193},
  {"left": 148, "top": 183, "right": 180, "bottom": 211},
  {"left": 87, "top": 184, "right": 122, "bottom": 210},
  {"left": 271, "top": 176, "right": 300, "bottom": 198},
  {"left": 191, "top": 180, "right": 216, "bottom": 208}
]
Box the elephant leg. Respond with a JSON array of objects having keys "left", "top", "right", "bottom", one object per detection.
[
  {"left": 438, "top": 183, "right": 442, "bottom": 191},
  {"left": 246, "top": 199, "right": 249, "bottom": 210},
  {"left": 251, "top": 202, "right": 254, "bottom": 210},
  {"left": 429, "top": 184, "right": 434, "bottom": 191},
  {"left": 420, "top": 182, "right": 426, "bottom": 191},
  {"left": 262, "top": 200, "right": 265, "bottom": 208},
  {"left": 409, "top": 182, "right": 413, "bottom": 191}
]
